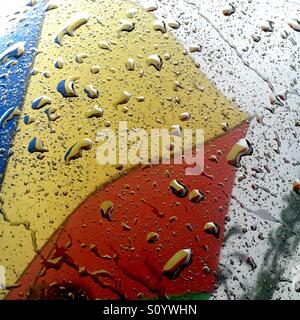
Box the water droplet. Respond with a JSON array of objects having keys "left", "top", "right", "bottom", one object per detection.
[
  {"left": 126, "top": 8, "right": 137, "bottom": 19},
  {"left": 85, "top": 105, "right": 103, "bottom": 118},
  {"left": 55, "top": 13, "right": 90, "bottom": 46},
  {"left": 26, "top": 0, "right": 37, "bottom": 7},
  {"left": 146, "top": 232, "right": 160, "bottom": 243},
  {"left": 153, "top": 20, "right": 167, "bottom": 33},
  {"left": 75, "top": 53, "right": 88, "bottom": 64},
  {"left": 168, "top": 19, "right": 180, "bottom": 29},
  {"left": 44, "top": 2, "right": 58, "bottom": 12},
  {"left": 119, "top": 19, "right": 135, "bottom": 33},
  {"left": 90, "top": 65, "right": 100, "bottom": 74},
  {"left": 209, "top": 154, "right": 220, "bottom": 164},
  {"left": 0, "top": 73, "right": 8, "bottom": 80},
  {"left": 246, "top": 256, "right": 257, "bottom": 270},
  {"left": 188, "top": 189, "right": 205, "bottom": 203},
  {"left": 189, "top": 45, "right": 202, "bottom": 53},
  {"left": 31, "top": 68, "right": 39, "bottom": 76},
  {"left": 28, "top": 137, "right": 48, "bottom": 154},
  {"left": 204, "top": 222, "right": 219, "bottom": 238},
  {"left": 54, "top": 58, "right": 64, "bottom": 69},
  {"left": 99, "top": 40, "right": 112, "bottom": 51},
  {"left": 261, "top": 20, "right": 275, "bottom": 32},
  {"left": 100, "top": 200, "right": 113, "bottom": 221},
  {"left": 113, "top": 91, "right": 131, "bottom": 107},
  {"left": 280, "top": 30, "right": 290, "bottom": 39},
  {"left": 0, "top": 42, "right": 25, "bottom": 65},
  {"left": 42, "top": 70, "right": 51, "bottom": 78},
  {"left": 45, "top": 107, "right": 60, "bottom": 132},
  {"left": 221, "top": 122, "right": 229, "bottom": 132},
  {"left": 288, "top": 18, "right": 300, "bottom": 32},
  {"left": 251, "top": 34, "right": 261, "bottom": 42},
  {"left": 146, "top": 54, "right": 163, "bottom": 71},
  {"left": 179, "top": 112, "right": 191, "bottom": 121},
  {"left": 31, "top": 96, "right": 52, "bottom": 110},
  {"left": 23, "top": 115, "right": 35, "bottom": 125},
  {"left": 292, "top": 179, "right": 300, "bottom": 195},
  {"left": 162, "top": 249, "right": 192, "bottom": 279},
  {"left": 169, "top": 124, "right": 182, "bottom": 137},
  {"left": 121, "top": 222, "right": 131, "bottom": 231},
  {"left": 222, "top": 4, "right": 236, "bottom": 16},
  {"left": 169, "top": 179, "right": 188, "bottom": 198},
  {"left": 0, "top": 106, "right": 21, "bottom": 129},
  {"left": 5, "top": 59, "right": 18, "bottom": 68},
  {"left": 145, "top": 3, "right": 158, "bottom": 12},
  {"left": 136, "top": 96, "right": 145, "bottom": 102},
  {"left": 64, "top": 138, "right": 92, "bottom": 163},
  {"left": 84, "top": 85, "right": 99, "bottom": 99},
  {"left": 125, "top": 58, "right": 135, "bottom": 71},
  {"left": 57, "top": 76, "right": 79, "bottom": 97},
  {"left": 227, "top": 139, "right": 253, "bottom": 168},
  {"left": 173, "top": 80, "right": 184, "bottom": 91}
]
